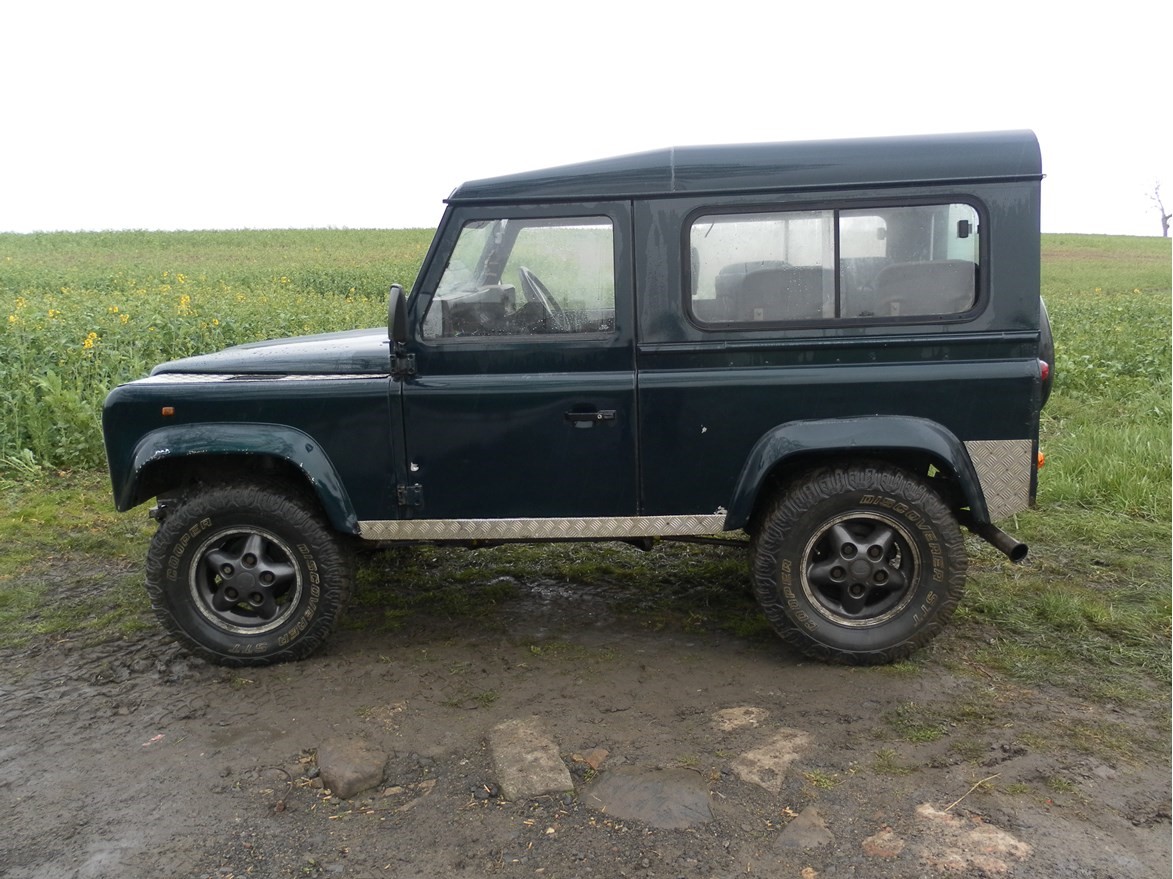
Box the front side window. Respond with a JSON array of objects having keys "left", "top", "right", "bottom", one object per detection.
[
  {"left": 689, "top": 203, "right": 979, "bottom": 325},
  {"left": 423, "top": 217, "right": 615, "bottom": 339}
]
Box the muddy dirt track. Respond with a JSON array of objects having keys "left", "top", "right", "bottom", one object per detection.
[{"left": 1, "top": 551, "right": 1169, "bottom": 879}]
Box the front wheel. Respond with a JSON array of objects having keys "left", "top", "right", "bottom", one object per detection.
[
  {"left": 145, "top": 482, "right": 353, "bottom": 666},
  {"left": 750, "top": 465, "right": 966, "bottom": 664}
]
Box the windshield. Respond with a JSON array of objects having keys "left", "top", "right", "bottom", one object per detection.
[{"left": 423, "top": 216, "right": 616, "bottom": 338}]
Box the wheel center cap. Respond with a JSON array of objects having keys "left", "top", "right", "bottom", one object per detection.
[{"left": 849, "top": 559, "right": 872, "bottom": 580}]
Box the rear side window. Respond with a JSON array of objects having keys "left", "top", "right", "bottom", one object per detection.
[{"left": 689, "top": 203, "right": 979, "bottom": 325}]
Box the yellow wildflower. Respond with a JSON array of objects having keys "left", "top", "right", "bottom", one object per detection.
[
  {"left": 82, "top": 331, "right": 99, "bottom": 350},
  {"left": 108, "top": 305, "right": 120, "bottom": 314},
  {"left": 7, "top": 314, "right": 17, "bottom": 324},
  {"left": 120, "top": 313, "right": 130, "bottom": 324}
]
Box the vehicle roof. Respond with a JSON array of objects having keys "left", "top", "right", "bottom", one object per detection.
[{"left": 447, "top": 130, "right": 1042, "bottom": 205}]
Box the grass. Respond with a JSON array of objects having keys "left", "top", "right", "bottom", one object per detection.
[
  {"left": 0, "top": 230, "right": 1168, "bottom": 728},
  {"left": 0, "top": 469, "right": 155, "bottom": 647},
  {"left": 0, "top": 229, "right": 429, "bottom": 468}
]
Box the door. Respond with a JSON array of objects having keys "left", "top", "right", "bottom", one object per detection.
[{"left": 400, "top": 205, "right": 637, "bottom": 522}]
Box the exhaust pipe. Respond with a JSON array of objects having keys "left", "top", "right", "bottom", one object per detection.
[{"left": 967, "top": 521, "right": 1029, "bottom": 563}]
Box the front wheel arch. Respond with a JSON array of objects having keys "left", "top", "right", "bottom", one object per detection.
[{"left": 118, "top": 423, "right": 360, "bottom": 534}]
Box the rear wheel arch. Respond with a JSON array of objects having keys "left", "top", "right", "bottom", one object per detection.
[{"left": 727, "top": 417, "right": 985, "bottom": 535}]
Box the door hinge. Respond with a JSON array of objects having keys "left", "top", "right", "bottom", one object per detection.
[{"left": 397, "top": 483, "right": 424, "bottom": 507}]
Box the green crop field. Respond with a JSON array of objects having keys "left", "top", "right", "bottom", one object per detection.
[
  {"left": 0, "top": 230, "right": 1169, "bottom": 706},
  {"left": 0, "top": 229, "right": 431, "bottom": 466}
]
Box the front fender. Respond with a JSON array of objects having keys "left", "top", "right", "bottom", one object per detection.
[
  {"left": 724, "top": 416, "right": 988, "bottom": 530},
  {"left": 118, "top": 422, "right": 358, "bottom": 533}
]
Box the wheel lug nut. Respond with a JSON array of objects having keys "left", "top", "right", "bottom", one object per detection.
[
  {"left": 225, "top": 587, "right": 238, "bottom": 600},
  {"left": 841, "top": 544, "right": 857, "bottom": 558},
  {"left": 874, "top": 571, "right": 888, "bottom": 584},
  {"left": 868, "top": 546, "right": 883, "bottom": 560},
  {"left": 260, "top": 572, "right": 275, "bottom": 585},
  {"left": 251, "top": 593, "right": 264, "bottom": 605},
  {"left": 220, "top": 564, "right": 234, "bottom": 576},
  {"left": 830, "top": 566, "right": 846, "bottom": 581},
  {"left": 243, "top": 553, "right": 257, "bottom": 567}
]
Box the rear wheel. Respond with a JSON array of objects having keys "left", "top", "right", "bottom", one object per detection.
[
  {"left": 145, "top": 482, "right": 353, "bottom": 666},
  {"left": 750, "top": 464, "right": 966, "bottom": 664}
]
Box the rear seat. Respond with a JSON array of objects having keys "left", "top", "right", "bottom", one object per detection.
[
  {"left": 865, "top": 259, "right": 976, "bottom": 317},
  {"left": 717, "top": 264, "right": 830, "bottom": 322}
]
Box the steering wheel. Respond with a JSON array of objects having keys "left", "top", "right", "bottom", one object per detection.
[{"left": 517, "top": 266, "right": 569, "bottom": 332}]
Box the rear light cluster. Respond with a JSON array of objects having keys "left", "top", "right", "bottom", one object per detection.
[{"left": 1037, "top": 359, "right": 1050, "bottom": 469}]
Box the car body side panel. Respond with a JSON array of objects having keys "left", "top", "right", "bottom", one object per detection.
[
  {"left": 632, "top": 178, "right": 1042, "bottom": 523},
  {"left": 102, "top": 374, "right": 396, "bottom": 527}
]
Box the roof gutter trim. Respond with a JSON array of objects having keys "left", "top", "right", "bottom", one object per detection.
[{"left": 445, "top": 172, "right": 1045, "bottom": 206}]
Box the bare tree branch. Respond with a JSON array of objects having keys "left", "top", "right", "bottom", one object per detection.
[{"left": 1152, "top": 183, "right": 1171, "bottom": 237}]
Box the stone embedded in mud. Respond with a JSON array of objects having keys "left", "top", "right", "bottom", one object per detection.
[
  {"left": 731, "top": 728, "right": 812, "bottom": 793},
  {"left": 775, "top": 806, "right": 833, "bottom": 850},
  {"left": 571, "top": 748, "right": 609, "bottom": 770},
  {"left": 316, "top": 739, "right": 387, "bottom": 800},
  {"left": 913, "top": 803, "right": 1032, "bottom": 873},
  {"left": 712, "top": 706, "right": 770, "bottom": 732},
  {"left": 489, "top": 717, "right": 573, "bottom": 801},
  {"left": 862, "top": 826, "right": 906, "bottom": 858},
  {"left": 584, "top": 768, "right": 712, "bottom": 830}
]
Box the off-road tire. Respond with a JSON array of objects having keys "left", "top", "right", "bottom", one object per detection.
[
  {"left": 750, "top": 464, "right": 966, "bottom": 665},
  {"left": 145, "top": 482, "right": 353, "bottom": 667}
]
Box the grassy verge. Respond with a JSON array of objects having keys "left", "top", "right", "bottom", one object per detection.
[{"left": 0, "top": 468, "right": 155, "bottom": 647}]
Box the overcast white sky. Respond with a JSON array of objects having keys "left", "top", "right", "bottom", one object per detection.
[{"left": 2, "top": 1, "right": 1170, "bottom": 237}]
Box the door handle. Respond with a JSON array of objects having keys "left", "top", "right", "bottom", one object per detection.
[{"left": 565, "top": 409, "right": 617, "bottom": 427}]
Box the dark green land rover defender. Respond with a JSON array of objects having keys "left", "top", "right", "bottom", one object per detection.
[{"left": 103, "top": 130, "right": 1052, "bottom": 667}]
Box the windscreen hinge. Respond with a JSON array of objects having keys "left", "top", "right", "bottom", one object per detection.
[{"left": 392, "top": 349, "right": 416, "bottom": 380}]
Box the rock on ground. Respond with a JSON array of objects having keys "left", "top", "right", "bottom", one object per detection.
[
  {"left": 776, "top": 805, "right": 833, "bottom": 850},
  {"left": 489, "top": 717, "right": 573, "bottom": 801},
  {"left": 316, "top": 738, "right": 387, "bottom": 800},
  {"left": 584, "top": 767, "right": 713, "bottom": 830}
]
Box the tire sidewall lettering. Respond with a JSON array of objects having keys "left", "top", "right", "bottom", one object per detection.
[
  {"left": 165, "top": 517, "right": 212, "bottom": 583},
  {"left": 145, "top": 484, "right": 352, "bottom": 666}
]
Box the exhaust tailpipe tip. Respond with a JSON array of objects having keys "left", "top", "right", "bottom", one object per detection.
[{"left": 969, "top": 522, "right": 1029, "bottom": 563}]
